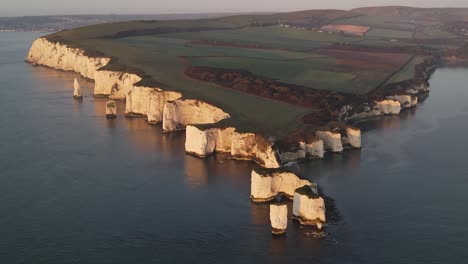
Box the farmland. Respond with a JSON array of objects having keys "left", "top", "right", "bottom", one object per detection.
[{"left": 41, "top": 7, "right": 468, "bottom": 136}]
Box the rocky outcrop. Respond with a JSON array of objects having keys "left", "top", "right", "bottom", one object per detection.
[
  {"left": 375, "top": 99, "right": 401, "bottom": 115},
  {"left": 279, "top": 145, "right": 306, "bottom": 164},
  {"left": 405, "top": 82, "right": 430, "bottom": 95},
  {"left": 278, "top": 137, "right": 325, "bottom": 164},
  {"left": 26, "top": 38, "right": 110, "bottom": 79},
  {"left": 231, "top": 132, "right": 281, "bottom": 168},
  {"left": 270, "top": 204, "right": 288, "bottom": 235},
  {"left": 340, "top": 99, "right": 402, "bottom": 121},
  {"left": 185, "top": 125, "right": 218, "bottom": 157},
  {"left": 214, "top": 127, "right": 236, "bottom": 153},
  {"left": 387, "top": 94, "right": 418, "bottom": 109},
  {"left": 125, "top": 86, "right": 182, "bottom": 119},
  {"left": 340, "top": 127, "right": 362, "bottom": 149},
  {"left": 250, "top": 169, "right": 313, "bottom": 202},
  {"left": 316, "top": 130, "right": 343, "bottom": 153},
  {"left": 94, "top": 70, "right": 141, "bottom": 99},
  {"left": 184, "top": 125, "right": 236, "bottom": 157},
  {"left": 162, "top": 99, "right": 230, "bottom": 132},
  {"left": 73, "top": 78, "right": 82, "bottom": 99},
  {"left": 105, "top": 100, "right": 117, "bottom": 119},
  {"left": 292, "top": 185, "right": 326, "bottom": 229},
  {"left": 305, "top": 138, "right": 325, "bottom": 159}
]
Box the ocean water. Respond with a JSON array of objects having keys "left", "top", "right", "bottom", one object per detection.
[{"left": 1, "top": 32, "right": 468, "bottom": 264}]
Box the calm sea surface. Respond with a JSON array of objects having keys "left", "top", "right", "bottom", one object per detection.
[{"left": 1, "top": 32, "right": 468, "bottom": 264}]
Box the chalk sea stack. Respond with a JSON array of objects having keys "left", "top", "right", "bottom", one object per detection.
[
  {"left": 270, "top": 203, "right": 288, "bottom": 235},
  {"left": 105, "top": 100, "right": 117, "bottom": 119},
  {"left": 250, "top": 168, "right": 313, "bottom": 202},
  {"left": 73, "top": 78, "right": 82, "bottom": 99},
  {"left": 292, "top": 185, "right": 326, "bottom": 230}
]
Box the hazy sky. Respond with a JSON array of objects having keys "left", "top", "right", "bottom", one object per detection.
[{"left": 2, "top": 0, "right": 468, "bottom": 17}]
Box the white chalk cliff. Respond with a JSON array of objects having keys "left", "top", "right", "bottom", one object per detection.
[
  {"left": 316, "top": 131, "right": 343, "bottom": 153},
  {"left": 292, "top": 186, "right": 326, "bottom": 229},
  {"left": 26, "top": 37, "right": 360, "bottom": 169},
  {"left": 94, "top": 70, "right": 142, "bottom": 99},
  {"left": 340, "top": 99, "right": 402, "bottom": 121},
  {"left": 185, "top": 125, "right": 218, "bottom": 157},
  {"left": 387, "top": 94, "right": 418, "bottom": 109},
  {"left": 27, "top": 38, "right": 111, "bottom": 80},
  {"left": 162, "top": 99, "right": 230, "bottom": 132},
  {"left": 341, "top": 127, "right": 362, "bottom": 149},
  {"left": 250, "top": 169, "right": 313, "bottom": 202},
  {"left": 279, "top": 138, "right": 325, "bottom": 164},
  {"left": 231, "top": 132, "right": 281, "bottom": 168},
  {"left": 125, "top": 86, "right": 182, "bottom": 119},
  {"left": 270, "top": 204, "right": 288, "bottom": 235}
]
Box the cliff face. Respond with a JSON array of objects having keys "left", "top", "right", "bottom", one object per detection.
[
  {"left": 27, "top": 37, "right": 364, "bottom": 169},
  {"left": 231, "top": 132, "right": 281, "bottom": 168},
  {"left": 293, "top": 189, "right": 326, "bottom": 229},
  {"left": 341, "top": 127, "right": 362, "bottom": 149},
  {"left": 27, "top": 38, "right": 110, "bottom": 79},
  {"left": 185, "top": 126, "right": 281, "bottom": 168},
  {"left": 250, "top": 169, "right": 313, "bottom": 202},
  {"left": 270, "top": 204, "right": 288, "bottom": 235},
  {"left": 125, "top": 86, "right": 182, "bottom": 119},
  {"left": 94, "top": 70, "right": 141, "bottom": 99},
  {"left": 162, "top": 99, "right": 230, "bottom": 132},
  {"left": 279, "top": 139, "right": 325, "bottom": 164},
  {"left": 316, "top": 131, "right": 344, "bottom": 153}
]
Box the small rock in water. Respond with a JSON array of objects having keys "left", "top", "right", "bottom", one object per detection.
[
  {"left": 73, "top": 78, "right": 82, "bottom": 99},
  {"left": 106, "top": 100, "right": 117, "bottom": 119},
  {"left": 270, "top": 203, "right": 288, "bottom": 235}
]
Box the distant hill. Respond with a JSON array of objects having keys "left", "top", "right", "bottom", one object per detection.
[
  {"left": 0, "top": 13, "right": 250, "bottom": 32},
  {"left": 352, "top": 6, "right": 468, "bottom": 21}
]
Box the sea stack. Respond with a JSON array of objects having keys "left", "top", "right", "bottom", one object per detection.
[
  {"left": 270, "top": 204, "right": 288, "bottom": 235},
  {"left": 292, "top": 185, "right": 326, "bottom": 230},
  {"left": 105, "top": 100, "right": 117, "bottom": 119},
  {"left": 73, "top": 78, "right": 82, "bottom": 99},
  {"left": 250, "top": 168, "right": 312, "bottom": 202}
]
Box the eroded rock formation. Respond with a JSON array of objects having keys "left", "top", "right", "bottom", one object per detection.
[
  {"left": 270, "top": 204, "right": 288, "bottom": 235},
  {"left": 250, "top": 168, "right": 313, "bottom": 202},
  {"left": 105, "top": 100, "right": 117, "bottom": 119},
  {"left": 125, "top": 86, "right": 182, "bottom": 119},
  {"left": 387, "top": 94, "right": 418, "bottom": 109},
  {"left": 73, "top": 78, "right": 82, "bottom": 99},
  {"left": 94, "top": 70, "right": 141, "bottom": 99},
  {"left": 292, "top": 185, "right": 326, "bottom": 229},
  {"left": 231, "top": 132, "right": 281, "bottom": 168},
  {"left": 162, "top": 99, "right": 230, "bottom": 132},
  {"left": 278, "top": 136, "right": 325, "bottom": 164},
  {"left": 27, "top": 38, "right": 110, "bottom": 79},
  {"left": 316, "top": 130, "right": 344, "bottom": 153},
  {"left": 340, "top": 127, "right": 362, "bottom": 149}
]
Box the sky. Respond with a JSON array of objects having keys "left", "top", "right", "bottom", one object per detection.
[{"left": 1, "top": 0, "right": 468, "bottom": 17}]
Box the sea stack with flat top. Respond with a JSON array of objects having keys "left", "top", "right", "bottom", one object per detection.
[
  {"left": 73, "top": 78, "right": 82, "bottom": 99},
  {"left": 270, "top": 203, "right": 288, "bottom": 235},
  {"left": 105, "top": 100, "right": 117, "bottom": 119},
  {"left": 292, "top": 185, "right": 326, "bottom": 230}
]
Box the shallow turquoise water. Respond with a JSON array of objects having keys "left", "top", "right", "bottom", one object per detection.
[{"left": 1, "top": 32, "right": 468, "bottom": 264}]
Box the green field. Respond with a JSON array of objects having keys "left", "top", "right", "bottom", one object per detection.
[{"left": 42, "top": 8, "right": 467, "bottom": 135}]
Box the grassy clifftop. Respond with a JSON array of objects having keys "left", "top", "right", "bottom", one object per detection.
[{"left": 40, "top": 7, "right": 468, "bottom": 136}]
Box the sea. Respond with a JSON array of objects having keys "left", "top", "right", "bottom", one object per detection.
[{"left": 1, "top": 32, "right": 467, "bottom": 264}]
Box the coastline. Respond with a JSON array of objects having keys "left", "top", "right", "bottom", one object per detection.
[{"left": 25, "top": 37, "right": 437, "bottom": 170}]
